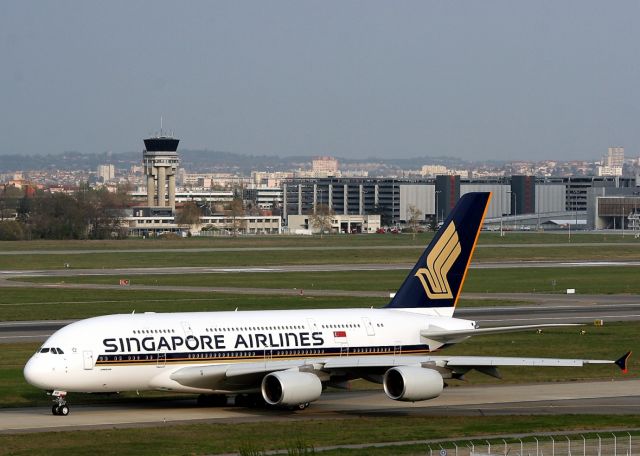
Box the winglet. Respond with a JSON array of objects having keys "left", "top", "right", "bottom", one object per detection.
[{"left": 615, "top": 351, "right": 632, "bottom": 374}]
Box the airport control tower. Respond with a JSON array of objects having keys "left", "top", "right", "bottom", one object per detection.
[{"left": 142, "top": 134, "right": 179, "bottom": 212}]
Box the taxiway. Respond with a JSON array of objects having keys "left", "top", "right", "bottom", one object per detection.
[{"left": 0, "top": 379, "right": 637, "bottom": 434}]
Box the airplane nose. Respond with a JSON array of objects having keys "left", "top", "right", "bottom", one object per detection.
[{"left": 24, "top": 356, "right": 50, "bottom": 389}]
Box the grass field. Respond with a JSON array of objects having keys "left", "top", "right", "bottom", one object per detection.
[
  {"left": 0, "top": 286, "right": 527, "bottom": 322},
  {"left": 0, "top": 231, "right": 638, "bottom": 251},
  {"left": 2, "top": 234, "right": 640, "bottom": 270},
  {"left": 14, "top": 265, "right": 640, "bottom": 295},
  {"left": 0, "top": 415, "right": 638, "bottom": 456},
  {"left": 0, "top": 288, "right": 385, "bottom": 321}
]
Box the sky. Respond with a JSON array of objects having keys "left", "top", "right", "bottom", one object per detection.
[{"left": 1, "top": 1, "right": 639, "bottom": 161}]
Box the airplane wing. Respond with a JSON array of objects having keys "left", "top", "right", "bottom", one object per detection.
[{"left": 169, "top": 351, "right": 628, "bottom": 390}]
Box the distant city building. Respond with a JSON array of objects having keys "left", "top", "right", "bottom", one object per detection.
[
  {"left": 182, "top": 172, "right": 251, "bottom": 189},
  {"left": 420, "top": 165, "right": 448, "bottom": 176},
  {"left": 604, "top": 146, "right": 625, "bottom": 168},
  {"left": 251, "top": 171, "right": 295, "bottom": 188},
  {"left": 97, "top": 164, "right": 115, "bottom": 182},
  {"left": 596, "top": 165, "right": 623, "bottom": 177},
  {"left": 312, "top": 156, "right": 338, "bottom": 175}
]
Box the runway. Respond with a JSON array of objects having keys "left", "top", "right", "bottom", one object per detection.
[
  {"left": 1, "top": 379, "right": 637, "bottom": 434},
  {"left": 3, "top": 259, "right": 640, "bottom": 279},
  {"left": 0, "top": 242, "right": 639, "bottom": 256}
]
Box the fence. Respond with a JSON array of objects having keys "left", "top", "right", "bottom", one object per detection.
[{"left": 427, "top": 433, "right": 639, "bottom": 456}]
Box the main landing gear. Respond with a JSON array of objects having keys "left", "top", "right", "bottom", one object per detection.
[
  {"left": 196, "top": 394, "right": 228, "bottom": 407},
  {"left": 51, "top": 391, "right": 69, "bottom": 416}
]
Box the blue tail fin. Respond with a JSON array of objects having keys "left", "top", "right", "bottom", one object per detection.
[{"left": 385, "top": 192, "right": 491, "bottom": 311}]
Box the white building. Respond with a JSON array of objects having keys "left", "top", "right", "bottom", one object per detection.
[
  {"left": 124, "top": 214, "right": 281, "bottom": 236},
  {"left": 97, "top": 164, "right": 115, "bottom": 182},
  {"left": 420, "top": 165, "right": 448, "bottom": 177},
  {"left": 288, "top": 214, "right": 381, "bottom": 234},
  {"left": 596, "top": 165, "right": 623, "bottom": 177},
  {"left": 605, "top": 146, "right": 624, "bottom": 168}
]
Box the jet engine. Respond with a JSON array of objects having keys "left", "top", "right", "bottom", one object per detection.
[
  {"left": 383, "top": 366, "right": 444, "bottom": 402},
  {"left": 261, "top": 371, "right": 322, "bottom": 407}
]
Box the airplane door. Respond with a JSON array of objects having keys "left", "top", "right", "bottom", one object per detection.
[
  {"left": 157, "top": 351, "right": 166, "bottom": 368},
  {"left": 393, "top": 343, "right": 402, "bottom": 361},
  {"left": 361, "top": 317, "right": 375, "bottom": 336},
  {"left": 306, "top": 318, "right": 318, "bottom": 331},
  {"left": 263, "top": 345, "right": 272, "bottom": 368},
  {"left": 181, "top": 321, "right": 193, "bottom": 337},
  {"left": 82, "top": 351, "right": 94, "bottom": 370}
]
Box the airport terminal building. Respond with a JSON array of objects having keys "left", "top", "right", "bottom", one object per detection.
[{"left": 280, "top": 175, "right": 637, "bottom": 228}]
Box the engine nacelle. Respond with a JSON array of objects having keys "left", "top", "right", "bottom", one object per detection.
[
  {"left": 261, "top": 371, "right": 322, "bottom": 407},
  {"left": 383, "top": 366, "right": 444, "bottom": 402}
]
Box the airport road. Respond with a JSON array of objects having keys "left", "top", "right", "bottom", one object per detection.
[
  {"left": 0, "top": 379, "right": 637, "bottom": 434},
  {"left": 2, "top": 299, "right": 639, "bottom": 343}
]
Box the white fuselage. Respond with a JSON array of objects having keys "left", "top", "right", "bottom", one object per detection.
[{"left": 24, "top": 307, "right": 475, "bottom": 394}]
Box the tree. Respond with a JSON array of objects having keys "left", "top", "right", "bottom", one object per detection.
[
  {"left": 18, "top": 186, "right": 131, "bottom": 240},
  {"left": 308, "top": 204, "right": 335, "bottom": 237},
  {"left": 0, "top": 220, "right": 24, "bottom": 240},
  {"left": 406, "top": 205, "right": 423, "bottom": 240},
  {"left": 28, "top": 192, "right": 87, "bottom": 239},
  {"left": 176, "top": 201, "right": 202, "bottom": 226},
  {"left": 229, "top": 198, "right": 246, "bottom": 236},
  {"left": 0, "top": 185, "right": 23, "bottom": 220}
]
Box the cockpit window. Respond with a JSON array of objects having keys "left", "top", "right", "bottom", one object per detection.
[{"left": 39, "top": 347, "right": 64, "bottom": 354}]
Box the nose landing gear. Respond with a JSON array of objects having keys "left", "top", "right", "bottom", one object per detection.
[{"left": 51, "top": 391, "right": 69, "bottom": 416}]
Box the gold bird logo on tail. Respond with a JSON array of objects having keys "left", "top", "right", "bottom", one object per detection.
[{"left": 415, "top": 221, "right": 461, "bottom": 299}]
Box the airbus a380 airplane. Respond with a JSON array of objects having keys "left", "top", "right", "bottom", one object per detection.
[{"left": 24, "top": 192, "right": 630, "bottom": 416}]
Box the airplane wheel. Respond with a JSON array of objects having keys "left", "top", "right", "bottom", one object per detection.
[
  {"left": 297, "top": 402, "right": 309, "bottom": 410},
  {"left": 59, "top": 405, "right": 69, "bottom": 416},
  {"left": 52, "top": 405, "right": 59, "bottom": 416},
  {"left": 197, "top": 394, "right": 227, "bottom": 407}
]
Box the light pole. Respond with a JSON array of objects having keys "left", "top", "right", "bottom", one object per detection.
[
  {"left": 391, "top": 179, "right": 396, "bottom": 227},
  {"left": 569, "top": 211, "right": 572, "bottom": 243},
  {"left": 435, "top": 190, "right": 441, "bottom": 226},
  {"left": 507, "top": 190, "right": 516, "bottom": 232},
  {"left": 500, "top": 189, "right": 504, "bottom": 237}
]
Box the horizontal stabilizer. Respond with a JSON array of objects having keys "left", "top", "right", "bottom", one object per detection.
[{"left": 420, "top": 324, "right": 581, "bottom": 342}]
